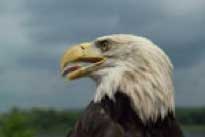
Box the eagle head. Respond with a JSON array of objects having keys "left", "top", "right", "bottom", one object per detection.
[{"left": 60, "top": 34, "right": 174, "bottom": 122}]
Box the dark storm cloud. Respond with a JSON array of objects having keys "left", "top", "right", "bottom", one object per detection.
[
  {"left": 24, "top": 0, "right": 205, "bottom": 69},
  {"left": 24, "top": 0, "right": 164, "bottom": 44},
  {"left": 1, "top": 0, "right": 204, "bottom": 111}
]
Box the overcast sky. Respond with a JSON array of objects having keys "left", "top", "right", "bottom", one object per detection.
[{"left": 0, "top": 0, "right": 205, "bottom": 111}]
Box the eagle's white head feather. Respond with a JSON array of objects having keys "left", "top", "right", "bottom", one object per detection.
[{"left": 90, "top": 34, "right": 174, "bottom": 122}]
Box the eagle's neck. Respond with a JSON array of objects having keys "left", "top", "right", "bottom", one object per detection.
[{"left": 91, "top": 64, "right": 175, "bottom": 123}]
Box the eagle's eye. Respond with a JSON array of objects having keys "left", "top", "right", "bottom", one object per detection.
[{"left": 96, "top": 40, "right": 111, "bottom": 52}]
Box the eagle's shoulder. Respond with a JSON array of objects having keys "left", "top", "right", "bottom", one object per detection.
[
  {"left": 67, "top": 101, "right": 124, "bottom": 137},
  {"left": 67, "top": 92, "right": 183, "bottom": 137}
]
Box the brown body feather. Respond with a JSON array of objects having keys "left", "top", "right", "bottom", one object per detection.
[{"left": 67, "top": 92, "right": 183, "bottom": 137}]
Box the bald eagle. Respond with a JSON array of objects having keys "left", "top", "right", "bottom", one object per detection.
[{"left": 60, "top": 34, "right": 183, "bottom": 137}]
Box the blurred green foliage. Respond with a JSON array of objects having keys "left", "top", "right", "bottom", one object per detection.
[
  {"left": 27, "top": 108, "right": 81, "bottom": 132},
  {"left": 0, "top": 107, "right": 204, "bottom": 136},
  {"left": 176, "top": 107, "right": 205, "bottom": 125},
  {"left": 0, "top": 108, "right": 35, "bottom": 137}
]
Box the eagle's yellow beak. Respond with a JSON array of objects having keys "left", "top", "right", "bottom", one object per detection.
[{"left": 60, "top": 42, "right": 106, "bottom": 80}]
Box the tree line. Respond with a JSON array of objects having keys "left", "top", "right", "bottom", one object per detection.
[{"left": 0, "top": 107, "right": 205, "bottom": 136}]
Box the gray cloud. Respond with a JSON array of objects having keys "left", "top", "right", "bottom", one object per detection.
[
  {"left": 24, "top": 0, "right": 205, "bottom": 68},
  {"left": 174, "top": 59, "right": 205, "bottom": 106},
  {"left": 24, "top": 0, "right": 164, "bottom": 44},
  {"left": 0, "top": 0, "right": 205, "bottom": 111}
]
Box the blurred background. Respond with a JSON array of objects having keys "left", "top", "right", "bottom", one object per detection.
[{"left": 0, "top": 0, "right": 205, "bottom": 137}]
